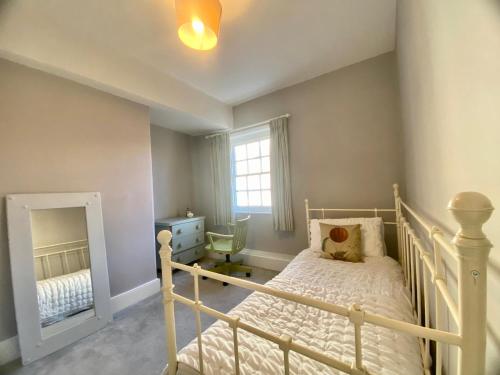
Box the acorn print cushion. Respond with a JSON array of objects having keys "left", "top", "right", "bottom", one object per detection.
[{"left": 319, "top": 223, "right": 363, "bottom": 262}]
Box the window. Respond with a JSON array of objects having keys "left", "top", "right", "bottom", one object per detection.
[{"left": 231, "top": 126, "right": 271, "bottom": 213}]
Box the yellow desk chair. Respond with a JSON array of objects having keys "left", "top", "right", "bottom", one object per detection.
[{"left": 203, "top": 216, "right": 251, "bottom": 286}]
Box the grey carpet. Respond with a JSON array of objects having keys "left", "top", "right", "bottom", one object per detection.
[{"left": 0, "top": 266, "right": 278, "bottom": 375}]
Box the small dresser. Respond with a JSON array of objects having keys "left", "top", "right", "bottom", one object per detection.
[{"left": 155, "top": 216, "right": 205, "bottom": 270}]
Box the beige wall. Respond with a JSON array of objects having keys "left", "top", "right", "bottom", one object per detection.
[
  {"left": 0, "top": 1, "right": 233, "bottom": 133},
  {"left": 193, "top": 52, "right": 404, "bottom": 256},
  {"left": 397, "top": 1, "right": 500, "bottom": 373},
  {"left": 0, "top": 58, "right": 157, "bottom": 341},
  {"left": 151, "top": 125, "right": 194, "bottom": 219}
]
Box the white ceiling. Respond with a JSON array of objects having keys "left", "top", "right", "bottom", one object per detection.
[{"left": 0, "top": 0, "right": 396, "bottom": 132}]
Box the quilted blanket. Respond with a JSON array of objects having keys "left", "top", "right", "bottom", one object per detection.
[
  {"left": 176, "top": 249, "right": 423, "bottom": 375},
  {"left": 37, "top": 268, "right": 94, "bottom": 326}
]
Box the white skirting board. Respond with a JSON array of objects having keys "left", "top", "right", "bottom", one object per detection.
[
  {"left": 206, "top": 248, "right": 295, "bottom": 272},
  {"left": 0, "top": 278, "right": 160, "bottom": 366},
  {"left": 109, "top": 278, "right": 160, "bottom": 314},
  {"left": 0, "top": 335, "right": 20, "bottom": 367}
]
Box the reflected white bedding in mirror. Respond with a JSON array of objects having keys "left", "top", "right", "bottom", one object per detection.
[{"left": 31, "top": 207, "right": 95, "bottom": 331}]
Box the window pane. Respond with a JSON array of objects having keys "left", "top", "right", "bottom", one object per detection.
[
  {"left": 262, "top": 190, "right": 272, "bottom": 206},
  {"left": 260, "top": 139, "right": 270, "bottom": 156},
  {"left": 248, "top": 158, "right": 261, "bottom": 174},
  {"left": 261, "top": 173, "right": 271, "bottom": 189},
  {"left": 236, "top": 160, "right": 247, "bottom": 175},
  {"left": 232, "top": 135, "right": 273, "bottom": 211},
  {"left": 236, "top": 176, "right": 247, "bottom": 191},
  {"left": 236, "top": 191, "right": 248, "bottom": 207},
  {"left": 247, "top": 175, "right": 260, "bottom": 190},
  {"left": 234, "top": 144, "right": 247, "bottom": 161},
  {"left": 261, "top": 156, "right": 270, "bottom": 172},
  {"left": 247, "top": 141, "right": 260, "bottom": 159},
  {"left": 248, "top": 191, "right": 261, "bottom": 206}
]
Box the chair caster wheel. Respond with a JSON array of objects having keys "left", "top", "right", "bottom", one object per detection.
[
  {"left": 202, "top": 276, "right": 207, "bottom": 280},
  {"left": 246, "top": 272, "right": 251, "bottom": 277},
  {"left": 223, "top": 282, "right": 228, "bottom": 286}
]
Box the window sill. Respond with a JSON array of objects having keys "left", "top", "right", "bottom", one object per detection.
[{"left": 234, "top": 208, "right": 272, "bottom": 215}]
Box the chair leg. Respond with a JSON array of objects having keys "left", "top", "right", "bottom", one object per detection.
[
  {"left": 204, "top": 264, "right": 227, "bottom": 275},
  {"left": 222, "top": 258, "right": 231, "bottom": 285},
  {"left": 202, "top": 255, "right": 252, "bottom": 284},
  {"left": 203, "top": 263, "right": 231, "bottom": 285},
  {"left": 230, "top": 264, "right": 252, "bottom": 277}
]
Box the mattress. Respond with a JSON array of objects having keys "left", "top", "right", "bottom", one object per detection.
[
  {"left": 37, "top": 268, "right": 94, "bottom": 326},
  {"left": 174, "top": 249, "right": 423, "bottom": 375}
]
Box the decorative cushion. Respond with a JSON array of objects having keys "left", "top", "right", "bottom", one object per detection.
[
  {"left": 319, "top": 223, "right": 363, "bottom": 262},
  {"left": 310, "top": 217, "right": 386, "bottom": 257}
]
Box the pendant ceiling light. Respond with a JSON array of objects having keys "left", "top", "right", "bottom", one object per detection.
[{"left": 175, "top": 0, "right": 222, "bottom": 51}]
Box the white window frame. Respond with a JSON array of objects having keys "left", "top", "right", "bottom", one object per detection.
[{"left": 230, "top": 126, "right": 272, "bottom": 214}]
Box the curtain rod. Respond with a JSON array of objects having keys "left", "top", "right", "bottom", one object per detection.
[{"left": 204, "top": 113, "right": 290, "bottom": 139}]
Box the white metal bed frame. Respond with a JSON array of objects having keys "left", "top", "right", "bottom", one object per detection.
[
  {"left": 157, "top": 184, "right": 494, "bottom": 375},
  {"left": 34, "top": 239, "right": 89, "bottom": 280}
]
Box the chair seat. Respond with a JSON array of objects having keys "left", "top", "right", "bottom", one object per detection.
[{"left": 205, "top": 239, "right": 233, "bottom": 253}]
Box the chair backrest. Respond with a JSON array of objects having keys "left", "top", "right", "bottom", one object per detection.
[{"left": 232, "top": 216, "right": 250, "bottom": 252}]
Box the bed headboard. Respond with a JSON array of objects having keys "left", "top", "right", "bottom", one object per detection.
[
  {"left": 304, "top": 199, "right": 397, "bottom": 247},
  {"left": 33, "top": 239, "right": 90, "bottom": 280},
  {"left": 304, "top": 183, "right": 494, "bottom": 374}
]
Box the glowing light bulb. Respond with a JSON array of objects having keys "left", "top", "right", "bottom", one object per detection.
[
  {"left": 192, "top": 19, "right": 205, "bottom": 34},
  {"left": 176, "top": 0, "right": 221, "bottom": 50}
]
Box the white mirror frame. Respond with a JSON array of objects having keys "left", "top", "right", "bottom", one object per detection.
[{"left": 6, "top": 192, "right": 112, "bottom": 365}]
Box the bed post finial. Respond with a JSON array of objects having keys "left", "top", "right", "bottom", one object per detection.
[
  {"left": 157, "top": 230, "right": 178, "bottom": 375},
  {"left": 392, "top": 183, "right": 400, "bottom": 198},
  {"left": 449, "top": 192, "right": 493, "bottom": 241},
  {"left": 448, "top": 192, "right": 493, "bottom": 375},
  {"left": 157, "top": 230, "right": 172, "bottom": 249}
]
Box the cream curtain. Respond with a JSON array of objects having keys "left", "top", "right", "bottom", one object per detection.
[
  {"left": 209, "top": 133, "right": 232, "bottom": 225},
  {"left": 270, "top": 117, "right": 294, "bottom": 231}
]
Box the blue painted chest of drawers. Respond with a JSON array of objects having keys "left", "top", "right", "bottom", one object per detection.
[{"left": 155, "top": 216, "right": 205, "bottom": 270}]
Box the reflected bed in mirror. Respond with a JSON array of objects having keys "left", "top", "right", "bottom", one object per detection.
[
  {"left": 31, "top": 207, "right": 95, "bottom": 332},
  {"left": 7, "top": 193, "right": 111, "bottom": 365}
]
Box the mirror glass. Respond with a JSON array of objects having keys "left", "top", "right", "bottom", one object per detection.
[{"left": 30, "top": 207, "right": 95, "bottom": 334}]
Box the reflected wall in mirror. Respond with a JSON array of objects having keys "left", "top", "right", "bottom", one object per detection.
[
  {"left": 7, "top": 193, "right": 111, "bottom": 365},
  {"left": 30, "top": 207, "right": 95, "bottom": 331}
]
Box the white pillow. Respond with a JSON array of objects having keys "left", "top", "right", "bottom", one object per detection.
[{"left": 309, "top": 217, "right": 386, "bottom": 257}]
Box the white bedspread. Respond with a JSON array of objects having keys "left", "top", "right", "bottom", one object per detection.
[
  {"left": 37, "top": 269, "right": 94, "bottom": 326},
  {"left": 176, "top": 249, "right": 423, "bottom": 375}
]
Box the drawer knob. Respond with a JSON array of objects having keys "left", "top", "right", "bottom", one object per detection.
[
  {"left": 195, "top": 238, "right": 200, "bottom": 243},
  {"left": 176, "top": 229, "right": 182, "bottom": 235},
  {"left": 177, "top": 243, "right": 182, "bottom": 249},
  {"left": 195, "top": 225, "right": 199, "bottom": 230}
]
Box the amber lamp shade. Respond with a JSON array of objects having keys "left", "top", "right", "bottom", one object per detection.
[{"left": 175, "top": 0, "right": 222, "bottom": 51}]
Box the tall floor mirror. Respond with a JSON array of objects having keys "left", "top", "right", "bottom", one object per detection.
[{"left": 7, "top": 192, "right": 111, "bottom": 364}]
